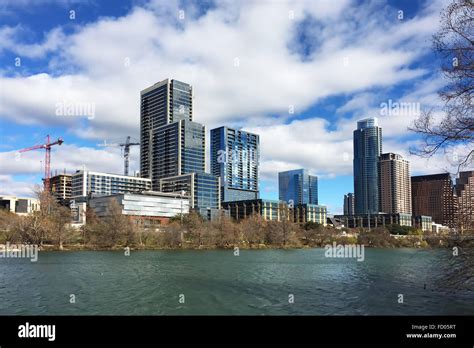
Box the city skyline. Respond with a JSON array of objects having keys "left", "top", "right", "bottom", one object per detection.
[{"left": 0, "top": 0, "right": 472, "bottom": 215}]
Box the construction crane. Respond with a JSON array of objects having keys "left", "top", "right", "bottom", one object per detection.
[
  {"left": 18, "top": 134, "right": 64, "bottom": 191},
  {"left": 98, "top": 136, "right": 139, "bottom": 176}
]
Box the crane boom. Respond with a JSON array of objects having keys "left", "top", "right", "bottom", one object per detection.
[
  {"left": 97, "top": 136, "right": 139, "bottom": 176},
  {"left": 18, "top": 135, "right": 64, "bottom": 191}
]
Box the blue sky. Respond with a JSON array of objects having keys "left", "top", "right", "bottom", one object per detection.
[{"left": 0, "top": 0, "right": 467, "bottom": 214}]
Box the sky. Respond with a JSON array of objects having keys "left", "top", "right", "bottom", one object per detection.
[{"left": 0, "top": 0, "right": 470, "bottom": 214}]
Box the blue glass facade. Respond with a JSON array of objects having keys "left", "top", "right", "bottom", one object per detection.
[
  {"left": 159, "top": 172, "right": 221, "bottom": 220},
  {"left": 151, "top": 119, "right": 205, "bottom": 190},
  {"left": 210, "top": 126, "right": 259, "bottom": 202},
  {"left": 353, "top": 118, "right": 382, "bottom": 215},
  {"left": 278, "top": 169, "right": 318, "bottom": 205}
]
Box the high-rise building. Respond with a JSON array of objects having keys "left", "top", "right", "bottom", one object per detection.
[
  {"left": 140, "top": 79, "right": 193, "bottom": 180},
  {"left": 160, "top": 172, "right": 221, "bottom": 220},
  {"left": 71, "top": 170, "right": 152, "bottom": 198},
  {"left": 378, "top": 153, "right": 412, "bottom": 214},
  {"left": 278, "top": 169, "right": 318, "bottom": 205},
  {"left": 150, "top": 119, "right": 205, "bottom": 190},
  {"left": 210, "top": 126, "right": 259, "bottom": 202},
  {"left": 343, "top": 193, "right": 355, "bottom": 215},
  {"left": 411, "top": 173, "right": 456, "bottom": 228},
  {"left": 455, "top": 171, "right": 474, "bottom": 231},
  {"left": 49, "top": 173, "right": 72, "bottom": 203},
  {"left": 353, "top": 117, "right": 382, "bottom": 214}
]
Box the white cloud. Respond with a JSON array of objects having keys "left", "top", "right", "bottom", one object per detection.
[
  {"left": 0, "top": 0, "right": 458, "bottom": 191},
  {"left": 0, "top": 144, "right": 134, "bottom": 177}
]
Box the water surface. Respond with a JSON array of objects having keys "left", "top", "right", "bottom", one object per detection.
[{"left": 0, "top": 248, "right": 472, "bottom": 315}]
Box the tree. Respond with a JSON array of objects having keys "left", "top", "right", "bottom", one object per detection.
[
  {"left": 0, "top": 210, "right": 21, "bottom": 243},
  {"left": 410, "top": 0, "right": 473, "bottom": 171},
  {"left": 240, "top": 215, "right": 266, "bottom": 246}
]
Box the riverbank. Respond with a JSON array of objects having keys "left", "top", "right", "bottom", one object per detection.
[
  {"left": 2, "top": 206, "right": 472, "bottom": 252},
  {"left": 26, "top": 233, "right": 473, "bottom": 252}
]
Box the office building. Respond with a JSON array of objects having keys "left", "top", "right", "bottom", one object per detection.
[
  {"left": 88, "top": 192, "right": 190, "bottom": 226},
  {"left": 222, "top": 199, "right": 287, "bottom": 221},
  {"left": 294, "top": 204, "right": 327, "bottom": 225},
  {"left": 140, "top": 79, "right": 193, "bottom": 180},
  {"left": 278, "top": 169, "right": 318, "bottom": 205},
  {"left": 456, "top": 171, "right": 474, "bottom": 232},
  {"left": 71, "top": 170, "right": 152, "bottom": 198},
  {"left": 222, "top": 199, "right": 326, "bottom": 225},
  {"left": 150, "top": 119, "right": 205, "bottom": 190},
  {"left": 160, "top": 172, "right": 221, "bottom": 220},
  {"left": 353, "top": 117, "right": 382, "bottom": 215},
  {"left": 414, "top": 215, "right": 434, "bottom": 232},
  {"left": 378, "top": 153, "right": 412, "bottom": 214},
  {"left": 0, "top": 196, "right": 40, "bottom": 215},
  {"left": 411, "top": 173, "right": 456, "bottom": 228},
  {"left": 210, "top": 126, "right": 259, "bottom": 202},
  {"left": 343, "top": 193, "right": 355, "bottom": 215},
  {"left": 334, "top": 213, "right": 413, "bottom": 229}
]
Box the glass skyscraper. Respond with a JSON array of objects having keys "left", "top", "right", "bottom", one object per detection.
[
  {"left": 151, "top": 119, "right": 205, "bottom": 190},
  {"left": 278, "top": 169, "right": 318, "bottom": 205},
  {"left": 210, "top": 126, "right": 259, "bottom": 202},
  {"left": 140, "top": 78, "right": 220, "bottom": 219},
  {"left": 353, "top": 117, "right": 382, "bottom": 215},
  {"left": 140, "top": 79, "right": 193, "bottom": 180}
]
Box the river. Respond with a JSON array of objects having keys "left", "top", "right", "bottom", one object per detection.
[{"left": 0, "top": 248, "right": 472, "bottom": 315}]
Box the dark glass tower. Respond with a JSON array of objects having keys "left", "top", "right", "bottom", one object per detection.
[
  {"left": 140, "top": 79, "right": 193, "bottom": 179},
  {"left": 353, "top": 117, "right": 382, "bottom": 215},
  {"left": 151, "top": 119, "right": 205, "bottom": 190},
  {"left": 278, "top": 169, "right": 318, "bottom": 205}
]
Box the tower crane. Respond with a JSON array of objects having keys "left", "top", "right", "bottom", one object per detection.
[
  {"left": 98, "top": 136, "right": 139, "bottom": 176},
  {"left": 18, "top": 135, "right": 64, "bottom": 191}
]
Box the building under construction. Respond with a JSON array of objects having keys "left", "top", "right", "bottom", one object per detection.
[{"left": 49, "top": 173, "right": 72, "bottom": 204}]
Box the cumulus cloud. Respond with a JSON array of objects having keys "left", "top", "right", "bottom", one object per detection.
[{"left": 0, "top": 0, "right": 459, "bottom": 194}]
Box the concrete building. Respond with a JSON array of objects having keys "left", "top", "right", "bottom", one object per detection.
[
  {"left": 71, "top": 170, "right": 152, "bottom": 198},
  {"left": 222, "top": 199, "right": 327, "bottom": 225},
  {"left": 411, "top": 173, "right": 457, "bottom": 228},
  {"left": 343, "top": 193, "right": 355, "bottom": 216},
  {"left": 140, "top": 79, "right": 193, "bottom": 180},
  {"left": 49, "top": 173, "right": 72, "bottom": 203},
  {"left": 160, "top": 172, "right": 221, "bottom": 220},
  {"left": 222, "top": 199, "right": 287, "bottom": 221},
  {"left": 353, "top": 117, "right": 382, "bottom": 215},
  {"left": 413, "top": 215, "right": 433, "bottom": 232},
  {"left": 293, "top": 204, "right": 327, "bottom": 225},
  {"left": 0, "top": 196, "right": 40, "bottom": 215},
  {"left": 432, "top": 222, "right": 450, "bottom": 234},
  {"left": 150, "top": 119, "right": 206, "bottom": 190},
  {"left": 210, "top": 126, "right": 259, "bottom": 202},
  {"left": 88, "top": 191, "right": 190, "bottom": 227},
  {"left": 278, "top": 169, "right": 318, "bottom": 205},
  {"left": 455, "top": 171, "right": 474, "bottom": 232},
  {"left": 378, "top": 153, "right": 412, "bottom": 214},
  {"left": 334, "top": 213, "right": 413, "bottom": 229}
]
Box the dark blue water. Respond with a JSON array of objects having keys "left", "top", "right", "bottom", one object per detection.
[{"left": 0, "top": 248, "right": 472, "bottom": 315}]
